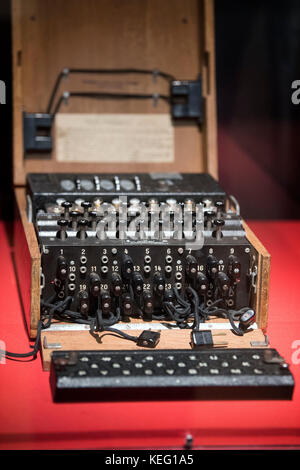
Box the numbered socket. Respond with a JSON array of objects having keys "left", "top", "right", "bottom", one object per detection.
[
  {"left": 56, "top": 256, "right": 68, "bottom": 281},
  {"left": 153, "top": 273, "right": 165, "bottom": 295},
  {"left": 78, "top": 290, "right": 89, "bottom": 316},
  {"left": 89, "top": 272, "right": 101, "bottom": 297},
  {"left": 68, "top": 273, "right": 76, "bottom": 282},
  {"left": 206, "top": 255, "right": 219, "bottom": 280},
  {"left": 121, "top": 254, "right": 134, "bottom": 281},
  {"left": 186, "top": 255, "right": 198, "bottom": 279},
  {"left": 132, "top": 272, "right": 144, "bottom": 295},
  {"left": 111, "top": 273, "right": 123, "bottom": 296}
]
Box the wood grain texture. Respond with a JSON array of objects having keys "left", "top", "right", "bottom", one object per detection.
[
  {"left": 41, "top": 327, "right": 266, "bottom": 371},
  {"left": 14, "top": 188, "right": 41, "bottom": 338},
  {"left": 12, "top": 0, "right": 217, "bottom": 184},
  {"left": 11, "top": 0, "right": 24, "bottom": 187},
  {"left": 202, "top": 0, "right": 218, "bottom": 179},
  {"left": 243, "top": 220, "right": 271, "bottom": 330}
]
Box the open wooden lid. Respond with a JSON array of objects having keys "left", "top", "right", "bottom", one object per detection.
[{"left": 12, "top": 0, "right": 217, "bottom": 186}]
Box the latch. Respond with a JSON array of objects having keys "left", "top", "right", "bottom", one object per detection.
[
  {"left": 40, "top": 268, "right": 45, "bottom": 294},
  {"left": 170, "top": 78, "right": 203, "bottom": 123},
  {"left": 250, "top": 265, "right": 258, "bottom": 294},
  {"left": 23, "top": 112, "right": 53, "bottom": 153}
]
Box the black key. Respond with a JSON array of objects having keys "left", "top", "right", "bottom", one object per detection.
[{"left": 50, "top": 348, "right": 294, "bottom": 402}]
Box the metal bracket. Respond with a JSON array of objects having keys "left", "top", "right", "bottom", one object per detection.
[
  {"left": 184, "top": 433, "right": 194, "bottom": 450},
  {"left": 263, "top": 349, "right": 289, "bottom": 368},
  {"left": 250, "top": 265, "right": 258, "bottom": 294},
  {"left": 26, "top": 194, "right": 33, "bottom": 223},
  {"left": 43, "top": 336, "right": 62, "bottom": 350},
  {"left": 170, "top": 78, "right": 203, "bottom": 123},
  {"left": 152, "top": 68, "right": 159, "bottom": 84},
  {"left": 227, "top": 194, "right": 240, "bottom": 216},
  {"left": 251, "top": 335, "right": 269, "bottom": 347},
  {"left": 23, "top": 112, "right": 53, "bottom": 153},
  {"left": 152, "top": 92, "right": 159, "bottom": 107},
  {"left": 40, "top": 269, "right": 45, "bottom": 294}
]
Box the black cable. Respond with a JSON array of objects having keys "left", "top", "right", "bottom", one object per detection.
[
  {"left": 47, "top": 70, "right": 66, "bottom": 114},
  {"left": 217, "top": 308, "right": 244, "bottom": 336},
  {"left": 96, "top": 306, "right": 121, "bottom": 327},
  {"left": 0, "top": 288, "right": 251, "bottom": 360},
  {"left": 173, "top": 287, "right": 190, "bottom": 309},
  {"left": 202, "top": 304, "right": 251, "bottom": 336},
  {"left": 0, "top": 320, "right": 43, "bottom": 359},
  {"left": 52, "top": 91, "right": 170, "bottom": 116},
  {"left": 186, "top": 286, "right": 200, "bottom": 330},
  {"left": 0, "top": 296, "right": 70, "bottom": 359},
  {"left": 47, "top": 67, "right": 175, "bottom": 113},
  {"left": 162, "top": 288, "right": 193, "bottom": 329},
  {"left": 89, "top": 307, "right": 139, "bottom": 344},
  {"left": 97, "top": 327, "right": 139, "bottom": 343}
]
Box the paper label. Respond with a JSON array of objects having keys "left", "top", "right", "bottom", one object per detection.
[{"left": 55, "top": 113, "right": 174, "bottom": 163}]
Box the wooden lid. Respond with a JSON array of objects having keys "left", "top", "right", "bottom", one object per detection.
[{"left": 12, "top": 0, "right": 217, "bottom": 186}]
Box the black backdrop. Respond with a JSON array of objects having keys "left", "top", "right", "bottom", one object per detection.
[
  {"left": 215, "top": 0, "right": 300, "bottom": 218},
  {"left": 0, "top": 0, "right": 12, "bottom": 221},
  {"left": 0, "top": 0, "right": 299, "bottom": 220}
]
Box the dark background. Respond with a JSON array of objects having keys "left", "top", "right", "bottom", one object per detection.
[
  {"left": 0, "top": 0, "right": 12, "bottom": 221},
  {"left": 0, "top": 0, "right": 299, "bottom": 220},
  {"left": 215, "top": 0, "right": 300, "bottom": 218}
]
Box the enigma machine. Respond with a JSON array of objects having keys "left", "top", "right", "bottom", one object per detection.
[{"left": 11, "top": 0, "right": 294, "bottom": 401}]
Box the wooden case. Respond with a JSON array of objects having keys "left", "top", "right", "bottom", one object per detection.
[
  {"left": 12, "top": 0, "right": 218, "bottom": 184},
  {"left": 11, "top": 0, "right": 270, "bottom": 369}
]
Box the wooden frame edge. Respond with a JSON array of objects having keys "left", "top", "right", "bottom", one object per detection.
[
  {"left": 14, "top": 187, "right": 41, "bottom": 338},
  {"left": 12, "top": 0, "right": 25, "bottom": 187},
  {"left": 40, "top": 327, "right": 266, "bottom": 372},
  {"left": 202, "top": 0, "right": 218, "bottom": 179},
  {"left": 243, "top": 220, "right": 270, "bottom": 331}
]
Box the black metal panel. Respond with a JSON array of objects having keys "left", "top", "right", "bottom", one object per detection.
[{"left": 27, "top": 173, "right": 226, "bottom": 216}]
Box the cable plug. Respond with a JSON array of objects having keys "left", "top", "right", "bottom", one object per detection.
[
  {"left": 238, "top": 309, "right": 256, "bottom": 332},
  {"left": 190, "top": 330, "right": 228, "bottom": 349},
  {"left": 136, "top": 330, "right": 161, "bottom": 348}
]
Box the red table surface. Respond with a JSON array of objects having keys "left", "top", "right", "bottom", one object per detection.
[{"left": 0, "top": 220, "right": 300, "bottom": 450}]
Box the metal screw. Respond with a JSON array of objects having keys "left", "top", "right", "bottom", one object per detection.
[
  {"left": 184, "top": 433, "right": 194, "bottom": 450},
  {"left": 280, "top": 362, "right": 289, "bottom": 369}
]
